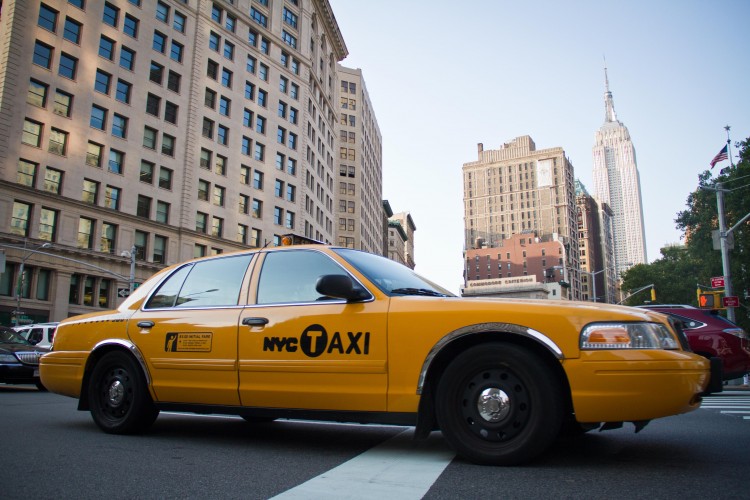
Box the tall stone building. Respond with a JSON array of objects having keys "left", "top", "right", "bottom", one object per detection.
[
  {"left": 0, "top": 0, "right": 349, "bottom": 324},
  {"left": 575, "top": 180, "right": 617, "bottom": 303},
  {"left": 462, "top": 136, "right": 580, "bottom": 299},
  {"left": 592, "top": 66, "right": 647, "bottom": 275},
  {"left": 335, "top": 65, "right": 384, "bottom": 254}
]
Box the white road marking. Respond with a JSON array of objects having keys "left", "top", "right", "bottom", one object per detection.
[{"left": 271, "top": 428, "right": 454, "bottom": 500}]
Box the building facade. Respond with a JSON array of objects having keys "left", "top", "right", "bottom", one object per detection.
[
  {"left": 575, "top": 180, "right": 617, "bottom": 303},
  {"left": 0, "top": 0, "right": 349, "bottom": 324},
  {"left": 335, "top": 65, "right": 384, "bottom": 254},
  {"left": 389, "top": 211, "right": 415, "bottom": 269},
  {"left": 592, "top": 66, "right": 647, "bottom": 276},
  {"left": 462, "top": 136, "right": 581, "bottom": 299}
]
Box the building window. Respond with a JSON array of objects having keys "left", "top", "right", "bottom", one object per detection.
[
  {"left": 58, "top": 53, "right": 78, "bottom": 79},
  {"left": 170, "top": 41, "right": 183, "bottom": 62},
  {"left": 156, "top": 201, "right": 169, "bottom": 224},
  {"left": 258, "top": 89, "right": 267, "bottom": 107},
  {"left": 22, "top": 119, "right": 42, "bottom": 147},
  {"left": 103, "top": 2, "right": 119, "bottom": 27},
  {"left": 196, "top": 212, "right": 208, "bottom": 233},
  {"left": 173, "top": 11, "right": 186, "bottom": 33},
  {"left": 156, "top": 1, "right": 170, "bottom": 23},
  {"left": 221, "top": 68, "right": 232, "bottom": 88},
  {"left": 44, "top": 167, "right": 63, "bottom": 194},
  {"left": 90, "top": 105, "right": 107, "bottom": 130},
  {"left": 207, "top": 59, "right": 218, "bottom": 79},
  {"left": 77, "top": 217, "right": 94, "bottom": 249},
  {"left": 35, "top": 3, "right": 56, "bottom": 31},
  {"left": 52, "top": 90, "right": 73, "bottom": 118},
  {"left": 198, "top": 180, "right": 209, "bottom": 201},
  {"left": 105, "top": 186, "right": 121, "bottom": 210},
  {"left": 243, "top": 108, "right": 253, "bottom": 127},
  {"left": 223, "top": 41, "right": 234, "bottom": 60},
  {"left": 202, "top": 118, "right": 214, "bottom": 138},
  {"left": 237, "top": 224, "right": 248, "bottom": 245},
  {"left": 159, "top": 167, "right": 173, "bottom": 190},
  {"left": 81, "top": 179, "right": 99, "bottom": 205},
  {"left": 17, "top": 159, "right": 37, "bottom": 187},
  {"left": 212, "top": 217, "right": 223, "bottom": 238},
  {"left": 241, "top": 165, "right": 250, "bottom": 184},
  {"left": 137, "top": 195, "right": 151, "bottom": 218},
  {"left": 259, "top": 63, "right": 268, "bottom": 81},
  {"left": 250, "top": 7, "right": 267, "bottom": 27},
  {"left": 167, "top": 70, "right": 181, "bottom": 92},
  {"left": 112, "top": 114, "right": 128, "bottom": 138},
  {"left": 39, "top": 207, "right": 58, "bottom": 242},
  {"left": 165, "top": 101, "right": 178, "bottom": 124},
  {"left": 27, "top": 79, "right": 48, "bottom": 107},
  {"left": 194, "top": 244, "right": 207, "bottom": 258},
  {"left": 287, "top": 158, "right": 296, "bottom": 175},
  {"left": 150, "top": 62, "right": 165, "bottom": 83},
  {"left": 200, "top": 148, "right": 211, "bottom": 169},
  {"left": 99, "top": 35, "right": 116, "bottom": 60},
  {"left": 108, "top": 149, "right": 124, "bottom": 174},
  {"left": 63, "top": 17, "right": 82, "bottom": 43},
  {"left": 161, "top": 134, "right": 175, "bottom": 156},
  {"left": 286, "top": 184, "right": 296, "bottom": 202},
  {"left": 101, "top": 223, "right": 117, "bottom": 254},
  {"left": 213, "top": 185, "right": 225, "bottom": 207},
  {"left": 120, "top": 46, "right": 136, "bottom": 71},
  {"left": 219, "top": 96, "right": 231, "bottom": 116},
  {"left": 140, "top": 160, "right": 154, "bottom": 183},
  {"left": 291, "top": 83, "right": 299, "bottom": 100},
  {"left": 282, "top": 8, "right": 298, "bottom": 29},
  {"left": 215, "top": 155, "right": 227, "bottom": 175},
  {"left": 95, "top": 69, "right": 112, "bottom": 94},
  {"left": 273, "top": 207, "right": 282, "bottom": 225},
  {"left": 143, "top": 127, "right": 157, "bottom": 149},
  {"left": 134, "top": 230, "right": 147, "bottom": 261},
  {"left": 116, "top": 79, "right": 132, "bottom": 104},
  {"left": 285, "top": 211, "right": 295, "bottom": 229},
  {"left": 254, "top": 143, "right": 265, "bottom": 162},
  {"left": 11, "top": 202, "right": 31, "bottom": 237},
  {"left": 153, "top": 235, "right": 167, "bottom": 264},
  {"left": 33, "top": 41, "right": 53, "bottom": 69},
  {"left": 252, "top": 199, "right": 262, "bottom": 218},
  {"left": 48, "top": 128, "right": 68, "bottom": 156},
  {"left": 256, "top": 115, "right": 266, "bottom": 134},
  {"left": 282, "top": 31, "right": 297, "bottom": 49},
  {"left": 153, "top": 31, "right": 167, "bottom": 54},
  {"left": 86, "top": 141, "right": 103, "bottom": 167},
  {"left": 124, "top": 14, "right": 139, "bottom": 38},
  {"left": 99, "top": 280, "right": 111, "bottom": 308}
]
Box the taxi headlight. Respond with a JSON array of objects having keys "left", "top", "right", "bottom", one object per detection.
[{"left": 581, "top": 322, "right": 679, "bottom": 350}]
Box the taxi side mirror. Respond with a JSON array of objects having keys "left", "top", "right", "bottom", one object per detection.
[{"left": 316, "top": 274, "right": 370, "bottom": 302}]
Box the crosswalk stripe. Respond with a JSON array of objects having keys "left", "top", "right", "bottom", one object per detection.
[{"left": 271, "top": 429, "right": 454, "bottom": 500}]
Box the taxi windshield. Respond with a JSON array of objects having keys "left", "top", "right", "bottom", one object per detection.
[{"left": 333, "top": 248, "right": 454, "bottom": 297}]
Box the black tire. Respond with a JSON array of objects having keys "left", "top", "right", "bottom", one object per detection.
[
  {"left": 435, "top": 343, "right": 564, "bottom": 465},
  {"left": 88, "top": 351, "right": 159, "bottom": 434}
]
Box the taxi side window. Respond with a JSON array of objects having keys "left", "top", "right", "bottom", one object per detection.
[
  {"left": 146, "top": 254, "right": 253, "bottom": 309},
  {"left": 257, "top": 250, "right": 346, "bottom": 304}
]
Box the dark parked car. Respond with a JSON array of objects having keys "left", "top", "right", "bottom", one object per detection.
[
  {"left": 0, "top": 326, "right": 48, "bottom": 390},
  {"left": 639, "top": 305, "right": 750, "bottom": 381}
]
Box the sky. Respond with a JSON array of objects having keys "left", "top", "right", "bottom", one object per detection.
[{"left": 327, "top": 0, "right": 750, "bottom": 294}]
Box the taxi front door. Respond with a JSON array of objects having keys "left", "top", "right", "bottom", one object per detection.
[{"left": 237, "top": 249, "right": 388, "bottom": 412}]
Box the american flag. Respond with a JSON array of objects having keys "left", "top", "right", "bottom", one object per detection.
[{"left": 710, "top": 145, "right": 728, "bottom": 168}]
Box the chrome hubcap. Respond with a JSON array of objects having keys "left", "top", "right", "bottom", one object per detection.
[
  {"left": 107, "top": 380, "right": 125, "bottom": 407},
  {"left": 477, "top": 387, "right": 511, "bottom": 423}
]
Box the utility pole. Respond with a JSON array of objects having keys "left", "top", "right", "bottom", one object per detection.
[{"left": 715, "top": 182, "right": 735, "bottom": 322}]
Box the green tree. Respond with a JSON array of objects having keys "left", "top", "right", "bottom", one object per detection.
[{"left": 620, "top": 246, "right": 704, "bottom": 306}]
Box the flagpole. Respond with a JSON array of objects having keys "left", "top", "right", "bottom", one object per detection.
[{"left": 724, "top": 124, "right": 734, "bottom": 168}]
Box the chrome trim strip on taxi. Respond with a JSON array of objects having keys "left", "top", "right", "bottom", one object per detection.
[
  {"left": 91, "top": 338, "right": 152, "bottom": 386},
  {"left": 416, "top": 323, "right": 564, "bottom": 395}
]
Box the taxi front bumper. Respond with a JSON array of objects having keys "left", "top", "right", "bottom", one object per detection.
[{"left": 565, "top": 350, "right": 712, "bottom": 423}]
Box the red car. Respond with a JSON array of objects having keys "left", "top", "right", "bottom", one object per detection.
[{"left": 640, "top": 305, "right": 750, "bottom": 381}]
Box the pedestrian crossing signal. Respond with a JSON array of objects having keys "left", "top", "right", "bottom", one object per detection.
[{"left": 698, "top": 292, "right": 723, "bottom": 309}]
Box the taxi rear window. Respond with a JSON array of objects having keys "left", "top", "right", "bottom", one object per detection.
[{"left": 146, "top": 254, "right": 252, "bottom": 309}]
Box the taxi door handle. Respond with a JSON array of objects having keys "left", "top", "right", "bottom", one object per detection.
[
  {"left": 242, "top": 317, "right": 269, "bottom": 326},
  {"left": 137, "top": 321, "right": 155, "bottom": 329}
]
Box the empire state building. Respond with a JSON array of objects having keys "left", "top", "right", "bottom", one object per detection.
[{"left": 592, "top": 67, "right": 647, "bottom": 275}]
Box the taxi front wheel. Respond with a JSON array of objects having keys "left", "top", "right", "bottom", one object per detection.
[
  {"left": 435, "top": 343, "right": 564, "bottom": 465},
  {"left": 88, "top": 351, "right": 159, "bottom": 434}
]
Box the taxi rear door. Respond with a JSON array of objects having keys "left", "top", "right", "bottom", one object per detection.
[
  {"left": 127, "top": 253, "right": 254, "bottom": 405},
  {"left": 237, "top": 249, "right": 388, "bottom": 412}
]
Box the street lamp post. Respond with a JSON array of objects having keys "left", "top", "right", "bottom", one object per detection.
[
  {"left": 582, "top": 269, "right": 606, "bottom": 302},
  {"left": 14, "top": 241, "right": 52, "bottom": 327}
]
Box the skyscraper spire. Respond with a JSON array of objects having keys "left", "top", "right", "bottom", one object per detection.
[{"left": 603, "top": 60, "right": 618, "bottom": 123}]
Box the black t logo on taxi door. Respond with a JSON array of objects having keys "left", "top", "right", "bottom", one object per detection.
[{"left": 300, "top": 324, "right": 327, "bottom": 357}]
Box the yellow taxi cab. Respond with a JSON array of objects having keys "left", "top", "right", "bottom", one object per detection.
[{"left": 40, "top": 244, "right": 719, "bottom": 465}]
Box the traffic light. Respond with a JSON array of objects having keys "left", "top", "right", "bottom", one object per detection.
[
  {"left": 650, "top": 288, "right": 656, "bottom": 302},
  {"left": 698, "top": 291, "right": 723, "bottom": 309}
]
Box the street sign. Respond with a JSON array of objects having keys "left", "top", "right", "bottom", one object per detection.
[
  {"left": 711, "top": 276, "right": 725, "bottom": 288},
  {"left": 723, "top": 296, "right": 739, "bottom": 308},
  {"left": 117, "top": 288, "right": 130, "bottom": 298}
]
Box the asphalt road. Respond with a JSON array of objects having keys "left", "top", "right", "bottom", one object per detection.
[{"left": 2, "top": 386, "right": 749, "bottom": 499}]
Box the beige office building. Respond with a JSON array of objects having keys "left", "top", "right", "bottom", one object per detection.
[
  {"left": 335, "top": 65, "right": 384, "bottom": 255},
  {"left": 462, "top": 136, "right": 581, "bottom": 299},
  {"left": 0, "top": 0, "right": 348, "bottom": 324}
]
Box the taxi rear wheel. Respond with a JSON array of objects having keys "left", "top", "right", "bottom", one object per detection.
[
  {"left": 435, "top": 343, "right": 564, "bottom": 465},
  {"left": 88, "top": 351, "right": 159, "bottom": 434}
]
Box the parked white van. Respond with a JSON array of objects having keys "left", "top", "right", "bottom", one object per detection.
[{"left": 13, "top": 323, "right": 59, "bottom": 349}]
